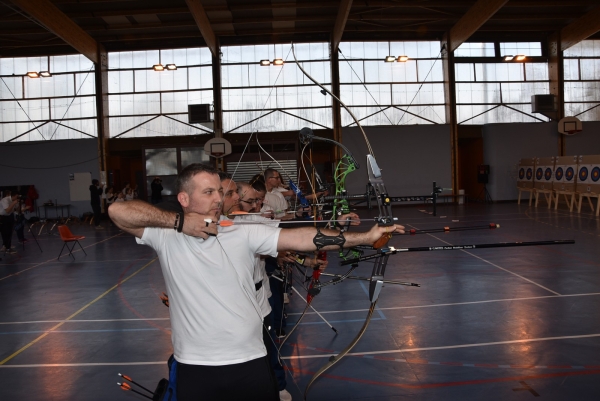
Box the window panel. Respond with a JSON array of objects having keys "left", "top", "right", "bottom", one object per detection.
[
  {"left": 0, "top": 76, "right": 22, "bottom": 100},
  {"left": 455, "top": 63, "right": 475, "bottom": 81},
  {"left": 108, "top": 70, "right": 134, "bottom": 93},
  {"left": 500, "top": 42, "right": 542, "bottom": 57},
  {"left": 563, "top": 59, "right": 579, "bottom": 81},
  {"left": 524, "top": 63, "right": 548, "bottom": 81},
  {"left": 456, "top": 83, "right": 501, "bottom": 104},
  {"left": 580, "top": 59, "right": 600, "bottom": 80},
  {"left": 455, "top": 42, "right": 495, "bottom": 57},
  {"left": 188, "top": 66, "right": 212, "bottom": 90},
  {"left": 51, "top": 97, "right": 96, "bottom": 119}
]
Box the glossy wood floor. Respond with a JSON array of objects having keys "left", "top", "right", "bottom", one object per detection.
[{"left": 1, "top": 202, "right": 599, "bottom": 401}]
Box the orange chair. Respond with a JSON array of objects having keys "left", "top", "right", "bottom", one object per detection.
[{"left": 57, "top": 225, "right": 87, "bottom": 260}]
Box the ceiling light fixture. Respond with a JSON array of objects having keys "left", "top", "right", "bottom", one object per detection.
[
  {"left": 26, "top": 71, "right": 40, "bottom": 78},
  {"left": 503, "top": 55, "right": 514, "bottom": 61},
  {"left": 152, "top": 64, "right": 165, "bottom": 71},
  {"left": 397, "top": 56, "right": 409, "bottom": 62},
  {"left": 514, "top": 55, "right": 526, "bottom": 61},
  {"left": 166, "top": 64, "right": 177, "bottom": 70},
  {"left": 39, "top": 71, "right": 52, "bottom": 77},
  {"left": 272, "top": 58, "right": 284, "bottom": 66},
  {"left": 259, "top": 59, "right": 271, "bottom": 66},
  {"left": 384, "top": 56, "right": 396, "bottom": 62}
]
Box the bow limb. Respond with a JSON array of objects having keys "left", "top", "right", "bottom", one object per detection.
[
  {"left": 291, "top": 44, "right": 374, "bottom": 157},
  {"left": 303, "top": 302, "right": 376, "bottom": 400}
]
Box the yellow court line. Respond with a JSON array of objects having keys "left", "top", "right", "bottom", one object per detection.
[
  {"left": 0, "top": 258, "right": 157, "bottom": 365},
  {"left": 0, "top": 232, "right": 125, "bottom": 282}
]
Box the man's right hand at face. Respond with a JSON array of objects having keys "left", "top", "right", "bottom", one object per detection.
[{"left": 183, "top": 213, "right": 219, "bottom": 239}]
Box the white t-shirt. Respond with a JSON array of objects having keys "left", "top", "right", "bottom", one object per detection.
[
  {"left": 264, "top": 190, "right": 288, "bottom": 218},
  {"left": 0, "top": 196, "right": 13, "bottom": 216},
  {"left": 137, "top": 221, "right": 281, "bottom": 366},
  {"left": 234, "top": 215, "right": 280, "bottom": 318}
]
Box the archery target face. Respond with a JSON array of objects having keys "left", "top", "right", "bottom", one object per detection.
[
  {"left": 592, "top": 166, "right": 600, "bottom": 183},
  {"left": 536, "top": 167, "right": 544, "bottom": 181},
  {"left": 565, "top": 166, "right": 575, "bottom": 182},
  {"left": 519, "top": 167, "right": 525, "bottom": 181},
  {"left": 554, "top": 166, "right": 564, "bottom": 182},
  {"left": 544, "top": 167, "right": 553, "bottom": 181},
  {"left": 526, "top": 168, "right": 533, "bottom": 181},
  {"left": 578, "top": 165, "right": 590, "bottom": 183}
]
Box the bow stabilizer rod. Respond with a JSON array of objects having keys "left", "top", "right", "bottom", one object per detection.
[{"left": 340, "top": 240, "right": 575, "bottom": 266}]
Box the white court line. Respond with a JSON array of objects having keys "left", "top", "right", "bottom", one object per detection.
[
  {"left": 284, "top": 292, "right": 600, "bottom": 316},
  {"left": 0, "top": 318, "right": 170, "bottom": 325},
  {"left": 408, "top": 224, "right": 562, "bottom": 296},
  {"left": 0, "top": 362, "right": 165, "bottom": 368},
  {"left": 4, "top": 292, "right": 599, "bottom": 324},
  {"left": 2, "top": 334, "right": 599, "bottom": 368},
  {"left": 282, "top": 333, "right": 600, "bottom": 360}
]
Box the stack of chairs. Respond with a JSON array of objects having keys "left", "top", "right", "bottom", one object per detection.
[{"left": 575, "top": 155, "right": 600, "bottom": 216}]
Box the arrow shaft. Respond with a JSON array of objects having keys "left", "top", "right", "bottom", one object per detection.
[{"left": 340, "top": 240, "right": 575, "bottom": 266}]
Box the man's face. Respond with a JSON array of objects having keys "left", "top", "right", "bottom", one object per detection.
[
  {"left": 178, "top": 172, "right": 223, "bottom": 218},
  {"left": 220, "top": 178, "right": 240, "bottom": 215},
  {"left": 238, "top": 187, "right": 260, "bottom": 212},
  {"left": 254, "top": 190, "right": 266, "bottom": 212},
  {"left": 266, "top": 171, "right": 282, "bottom": 189}
]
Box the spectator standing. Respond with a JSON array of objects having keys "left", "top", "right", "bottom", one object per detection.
[
  {"left": 150, "top": 177, "right": 163, "bottom": 204},
  {"left": 89, "top": 179, "right": 104, "bottom": 229},
  {"left": 0, "top": 191, "right": 19, "bottom": 253}
]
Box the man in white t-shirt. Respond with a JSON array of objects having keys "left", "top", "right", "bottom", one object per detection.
[{"left": 108, "top": 163, "right": 404, "bottom": 401}]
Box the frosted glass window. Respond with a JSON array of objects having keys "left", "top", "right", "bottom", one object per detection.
[
  {"left": 455, "top": 43, "right": 495, "bottom": 57},
  {"left": 338, "top": 41, "right": 444, "bottom": 126},
  {"left": 500, "top": 42, "right": 542, "bottom": 57},
  {"left": 181, "top": 147, "right": 210, "bottom": 167},
  {"left": 145, "top": 148, "right": 177, "bottom": 175}
]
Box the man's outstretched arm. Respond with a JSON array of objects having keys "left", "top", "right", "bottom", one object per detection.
[
  {"left": 108, "top": 200, "right": 217, "bottom": 239},
  {"left": 277, "top": 224, "right": 404, "bottom": 253}
]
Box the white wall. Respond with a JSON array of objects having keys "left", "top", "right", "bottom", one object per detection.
[
  {"left": 565, "top": 121, "right": 600, "bottom": 156},
  {"left": 0, "top": 139, "right": 100, "bottom": 217},
  {"left": 343, "top": 125, "right": 452, "bottom": 197}
]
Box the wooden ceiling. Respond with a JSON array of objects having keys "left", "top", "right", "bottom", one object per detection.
[{"left": 1, "top": 0, "right": 600, "bottom": 59}]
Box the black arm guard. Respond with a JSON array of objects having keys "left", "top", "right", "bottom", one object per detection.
[{"left": 313, "top": 227, "right": 346, "bottom": 251}]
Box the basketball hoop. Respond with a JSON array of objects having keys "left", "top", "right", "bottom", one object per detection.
[
  {"left": 204, "top": 138, "right": 232, "bottom": 159},
  {"left": 558, "top": 116, "right": 582, "bottom": 136}
]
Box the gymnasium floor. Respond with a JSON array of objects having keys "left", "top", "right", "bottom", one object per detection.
[{"left": 1, "top": 202, "right": 599, "bottom": 401}]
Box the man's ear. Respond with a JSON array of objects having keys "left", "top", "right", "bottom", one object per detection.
[{"left": 177, "top": 192, "right": 189, "bottom": 208}]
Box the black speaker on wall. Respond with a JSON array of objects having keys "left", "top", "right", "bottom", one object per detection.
[
  {"left": 477, "top": 164, "right": 490, "bottom": 184},
  {"left": 188, "top": 104, "right": 211, "bottom": 123}
]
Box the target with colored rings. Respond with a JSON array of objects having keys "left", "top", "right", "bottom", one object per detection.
[
  {"left": 544, "top": 168, "right": 552, "bottom": 181},
  {"left": 519, "top": 168, "right": 525, "bottom": 180},
  {"left": 592, "top": 166, "right": 600, "bottom": 183},
  {"left": 526, "top": 168, "right": 533, "bottom": 180},
  {"left": 579, "top": 166, "right": 588, "bottom": 182},
  {"left": 566, "top": 167, "right": 574, "bottom": 181},
  {"left": 536, "top": 168, "right": 543, "bottom": 180},
  {"left": 555, "top": 167, "right": 564, "bottom": 181}
]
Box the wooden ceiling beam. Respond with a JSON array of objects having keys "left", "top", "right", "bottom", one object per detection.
[
  {"left": 448, "top": 0, "right": 508, "bottom": 52},
  {"left": 185, "top": 0, "right": 217, "bottom": 56},
  {"left": 332, "top": 0, "right": 353, "bottom": 52},
  {"left": 560, "top": 6, "right": 600, "bottom": 51},
  {"left": 9, "top": 0, "right": 100, "bottom": 63}
]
